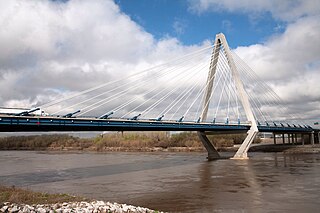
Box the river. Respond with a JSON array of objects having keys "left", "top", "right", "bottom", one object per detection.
[{"left": 0, "top": 151, "right": 319, "bottom": 212}]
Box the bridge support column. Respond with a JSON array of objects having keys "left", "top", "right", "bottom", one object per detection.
[
  {"left": 292, "top": 134, "right": 295, "bottom": 144},
  {"left": 282, "top": 134, "right": 285, "bottom": 144},
  {"left": 232, "top": 128, "right": 258, "bottom": 159},
  {"left": 302, "top": 134, "right": 305, "bottom": 145},
  {"left": 310, "top": 132, "right": 315, "bottom": 145},
  {"left": 273, "top": 133, "right": 276, "bottom": 144},
  {"left": 197, "top": 131, "right": 220, "bottom": 160},
  {"left": 287, "top": 134, "right": 291, "bottom": 144}
]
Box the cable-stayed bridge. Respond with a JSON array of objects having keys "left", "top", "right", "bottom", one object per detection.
[{"left": 0, "top": 33, "right": 319, "bottom": 159}]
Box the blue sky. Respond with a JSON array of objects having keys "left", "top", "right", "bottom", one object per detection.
[{"left": 116, "top": 0, "right": 284, "bottom": 47}]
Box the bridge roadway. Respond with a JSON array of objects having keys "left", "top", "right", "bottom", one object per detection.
[{"left": 0, "top": 115, "right": 318, "bottom": 134}]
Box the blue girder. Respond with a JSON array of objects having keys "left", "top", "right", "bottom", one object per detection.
[{"left": 0, "top": 115, "right": 317, "bottom": 133}]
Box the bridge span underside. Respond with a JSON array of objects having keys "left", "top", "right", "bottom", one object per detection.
[{"left": 0, "top": 115, "right": 316, "bottom": 135}]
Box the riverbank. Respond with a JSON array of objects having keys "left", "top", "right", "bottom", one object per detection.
[
  {"left": 0, "top": 186, "right": 163, "bottom": 213},
  {"left": 0, "top": 132, "right": 259, "bottom": 152},
  {"left": 1, "top": 133, "right": 319, "bottom": 154}
]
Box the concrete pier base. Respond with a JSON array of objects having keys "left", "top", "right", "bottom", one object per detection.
[
  {"left": 231, "top": 128, "right": 258, "bottom": 160},
  {"left": 197, "top": 131, "right": 220, "bottom": 160},
  {"left": 311, "top": 132, "right": 315, "bottom": 145}
]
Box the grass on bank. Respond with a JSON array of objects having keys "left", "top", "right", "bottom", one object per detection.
[
  {"left": 0, "top": 132, "right": 261, "bottom": 151},
  {"left": 0, "top": 185, "right": 88, "bottom": 205}
]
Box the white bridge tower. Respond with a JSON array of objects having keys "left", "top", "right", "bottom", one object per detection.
[{"left": 198, "top": 33, "right": 259, "bottom": 160}]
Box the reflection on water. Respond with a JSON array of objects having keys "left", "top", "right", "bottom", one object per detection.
[{"left": 1, "top": 151, "right": 320, "bottom": 212}]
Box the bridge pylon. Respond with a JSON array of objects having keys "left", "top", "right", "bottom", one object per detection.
[{"left": 198, "top": 33, "right": 258, "bottom": 160}]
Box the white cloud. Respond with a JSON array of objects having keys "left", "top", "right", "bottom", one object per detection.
[
  {"left": 234, "top": 15, "right": 320, "bottom": 82},
  {"left": 221, "top": 20, "right": 233, "bottom": 33},
  {"left": 173, "top": 18, "right": 188, "bottom": 35},
  {"left": 234, "top": 19, "right": 320, "bottom": 122},
  {"left": 0, "top": 0, "right": 209, "bottom": 118},
  {"left": 188, "top": 0, "right": 320, "bottom": 22},
  {"left": 0, "top": 0, "right": 159, "bottom": 68}
]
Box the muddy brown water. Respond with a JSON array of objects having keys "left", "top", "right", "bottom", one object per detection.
[{"left": 0, "top": 151, "right": 320, "bottom": 212}]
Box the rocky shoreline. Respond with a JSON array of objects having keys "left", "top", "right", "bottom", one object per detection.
[{"left": 0, "top": 201, "right": 163, "bottom": 213}]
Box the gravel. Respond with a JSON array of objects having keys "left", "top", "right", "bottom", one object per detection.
[{"left": 0, "top": 201, "right": 164, "bottom": 213}]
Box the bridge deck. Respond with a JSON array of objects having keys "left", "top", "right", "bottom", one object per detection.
[{"left": 0, "top": 115, "right": 317, "bottom": 133}]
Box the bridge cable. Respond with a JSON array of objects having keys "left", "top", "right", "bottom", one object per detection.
[
  {"left": 179, "top": 53, "right": 227, "bottom": 121},
  {"left": 76, "top": 48, "right": 213, "bottom": 116},
  {"left": 230, "top": 52, "right": 272, "bottom": 123},
  {"left": 66, "top": 58, "right": 194, "bottom": 116},
  {"left": 232, "top": 52, "right": 286, "bottom": 123},
  {"left": 79, "top": 58, "right": 203, "bottom": 117},
  {"left": 231, "top": 51, "right": 305, "bottom": 125},
  {"left": 41, "top": 45, "right": 213, "bottom": 111},
  {"left": 121, "top": 59, "right": 208, "bottom": 119},
  {"left": 208, "top": 50, "right": 240, "bottom": 123},
  {"left": 142, "top": 62, "right": 209, "bottom": 118},
  {"left": 157, "top": 52, "right": 222, "bottom": 120}
]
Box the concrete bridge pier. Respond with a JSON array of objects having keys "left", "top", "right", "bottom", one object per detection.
[
  {"left": 197, "top": 131, "right": 220, "bottom": 160},
  {"left": 291, "top": 134, "right": 295, "bottom": 144},
  {"left": 287, "top": 133, "right": 291, "bottom": 144},
  {"left": 282, "top": 134, "right": 285, "bottom": 144},
  {"left": 310, "top": 131, "right": 315, "bottom": 145},
  {"left": 313, "top": 131, "right": 319, "bottom": 144}
]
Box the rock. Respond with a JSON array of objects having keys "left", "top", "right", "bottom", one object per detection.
[
  {"left": 53, "top": 204, "right": 60, "bottom": 209},
  {"left": 37, "top": 207, "right": 46, "bottom": 213},
  {"left": 10, "top": 206, "right": 20, "bottom": 212},
  {"left": 27, "top": 205, "right": 35, "bottom": 211},
  {"left": 0, "top": 201, "right": 163, "bottom": 213},
  {"left": 55, "top": 208, "right": 62, "bottom": 213},
  {"left": 1, "top": 206, "right": 8, "bottom": 212},
  {"left": 22, "top": 206, "right": 30, "bottom": 213},
  {"left": 122, "top": 204, "right": 129, "bottom": 212}
]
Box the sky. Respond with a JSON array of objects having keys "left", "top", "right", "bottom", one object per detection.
[
  {"left": 116, "top": 0, "right": 284, "bottom": 47},
  {"left": 0, "top": 0, "right": 319, "bottom": 124}
]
